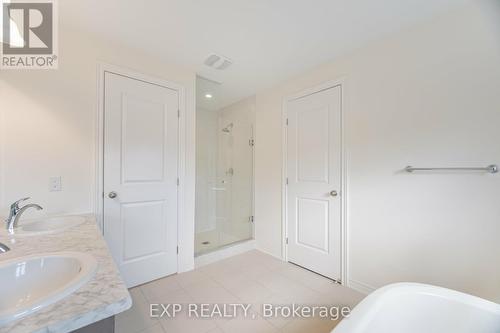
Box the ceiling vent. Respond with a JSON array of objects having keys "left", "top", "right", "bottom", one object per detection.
[{"left": 204, "top": 53, "right": 233, "bottom": 70}]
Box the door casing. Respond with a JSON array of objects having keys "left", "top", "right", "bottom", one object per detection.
[
  {"left": 95, "top": 62, "right": 188, "bottom": 272},
  {"left": 282, "top": 78, "right": 348, "bottom": 286}
]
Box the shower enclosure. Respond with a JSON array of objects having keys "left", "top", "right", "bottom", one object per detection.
[{"left": 195, "top": 98, "right": 255, "bottom": 256}]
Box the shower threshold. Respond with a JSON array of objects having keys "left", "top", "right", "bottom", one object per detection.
[{"left": 194, "top": 238, "right": 256, "bottom": 267}]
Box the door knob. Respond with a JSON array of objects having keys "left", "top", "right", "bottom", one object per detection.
[
  {"left": 330, "top": 190, "right": 338, "bottom": 197},
  {"left": 108, "top": 191, "right": 117, "bottom": 199}
]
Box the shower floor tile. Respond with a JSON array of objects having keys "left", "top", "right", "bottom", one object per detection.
[
  {"left": 195, "top": 229, "right": 241, "bottom": 255},
  {"left": 116, "top": 250, "right": 364, "bottom": 333}
]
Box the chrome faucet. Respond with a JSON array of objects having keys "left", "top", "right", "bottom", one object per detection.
[
  {"left": 0, "top": 242, "right": 9, "bottom": 253},
  {"left": 5, "top": 197, "right": 43, "bottom": 234}
]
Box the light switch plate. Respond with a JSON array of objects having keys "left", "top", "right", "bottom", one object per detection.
[{"left": 49, "top": 176, "right": 62, "bottom": 192}]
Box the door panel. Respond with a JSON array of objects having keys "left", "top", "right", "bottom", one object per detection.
[
  {"left": 287, "top": 85, "right": 342, "bottom": 281},
  {"left": 297, "top": 197, "right": 329, "bottom": 252},
  {"left": 122, "top": 200, "right": 166, "bottom": 260},
  {"left": 297, "top": 106, "right": 329, "bottom": 183},
  {"left": 122, "top": 94, "right": 166, "bottom": 183},
  {"left": 104, "top": 72, "right": 178, "bottom": 287}
]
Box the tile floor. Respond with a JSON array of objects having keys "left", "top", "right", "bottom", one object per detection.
[{"left": 115, "top": 250, "right": 364, "bottom": 333}]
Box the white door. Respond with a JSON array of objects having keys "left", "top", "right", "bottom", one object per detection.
[
  {"left": 103, "top": 72, "right": 179, "bottom": 287},
  {"left": 286, "top": 85, "right": 342, "bottom": 281}
]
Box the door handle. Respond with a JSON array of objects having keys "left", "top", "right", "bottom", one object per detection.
[
  {"left": 108, "top": 191, "right": 118, "bottom": 199},
  {"left": 330, "top": 190, "right": 338, "bottom": 197}
]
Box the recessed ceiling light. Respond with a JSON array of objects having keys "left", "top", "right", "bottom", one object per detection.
[{"left": 205, "top": 93, "right": 213, "bottom": 99}]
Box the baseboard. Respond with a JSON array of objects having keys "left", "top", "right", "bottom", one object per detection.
[
  {"left": 194, "top": 239, "right": 256, "bottom": 267},
  {"left": 348, "top": 279, "right": 376, "bottom": 294},
  {"left": 254, "top": 246, "right": 285, "bottom": 262}
]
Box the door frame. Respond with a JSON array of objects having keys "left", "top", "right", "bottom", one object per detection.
[
  {"left": 282, "top": 78, "right": 349, "bottom": 285},
  {"left": 95, "top": 62, "right": 186, "bottom": 272}
]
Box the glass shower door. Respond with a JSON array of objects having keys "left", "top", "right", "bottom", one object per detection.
[
  {"left": 195, "top": 111, "right": 254, "bottom": 256},
  {"left": 216, "top": 120, "right": 254, "bottom": 248}
]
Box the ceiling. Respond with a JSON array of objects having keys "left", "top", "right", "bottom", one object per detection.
[{"left": 60, "top": 0, "right": 470, "bottom": 111}]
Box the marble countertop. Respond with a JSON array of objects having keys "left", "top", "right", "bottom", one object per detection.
[{"left": 0, "top": 214, "right": 132, "bottom": 333}]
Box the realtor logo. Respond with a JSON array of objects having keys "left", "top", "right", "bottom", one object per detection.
[{"left": 1, "top": 0, "right": 58, "bottom": 69}]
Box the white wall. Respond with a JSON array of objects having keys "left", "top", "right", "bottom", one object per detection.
[
  {"left": 0, "top": 26, "right": 197, "bottom": 271},
  {"left": 255, "top": 0, "right": 500, "bottom": 300}
]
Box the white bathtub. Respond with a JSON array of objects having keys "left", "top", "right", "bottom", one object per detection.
[{"left": 333, "top": 283, "right": 500, "bottom": 333}]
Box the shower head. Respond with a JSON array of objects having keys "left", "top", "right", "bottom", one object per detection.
[{"left": 222, "top": 123, "right": 233, "bottom": 133}]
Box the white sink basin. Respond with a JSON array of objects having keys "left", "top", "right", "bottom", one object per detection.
[
  {"left": 0, "top": 252, "right": 98, "bottom": 325},
  {"left": 12, "top": 216, "right": 86, "bottom": 236}
]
